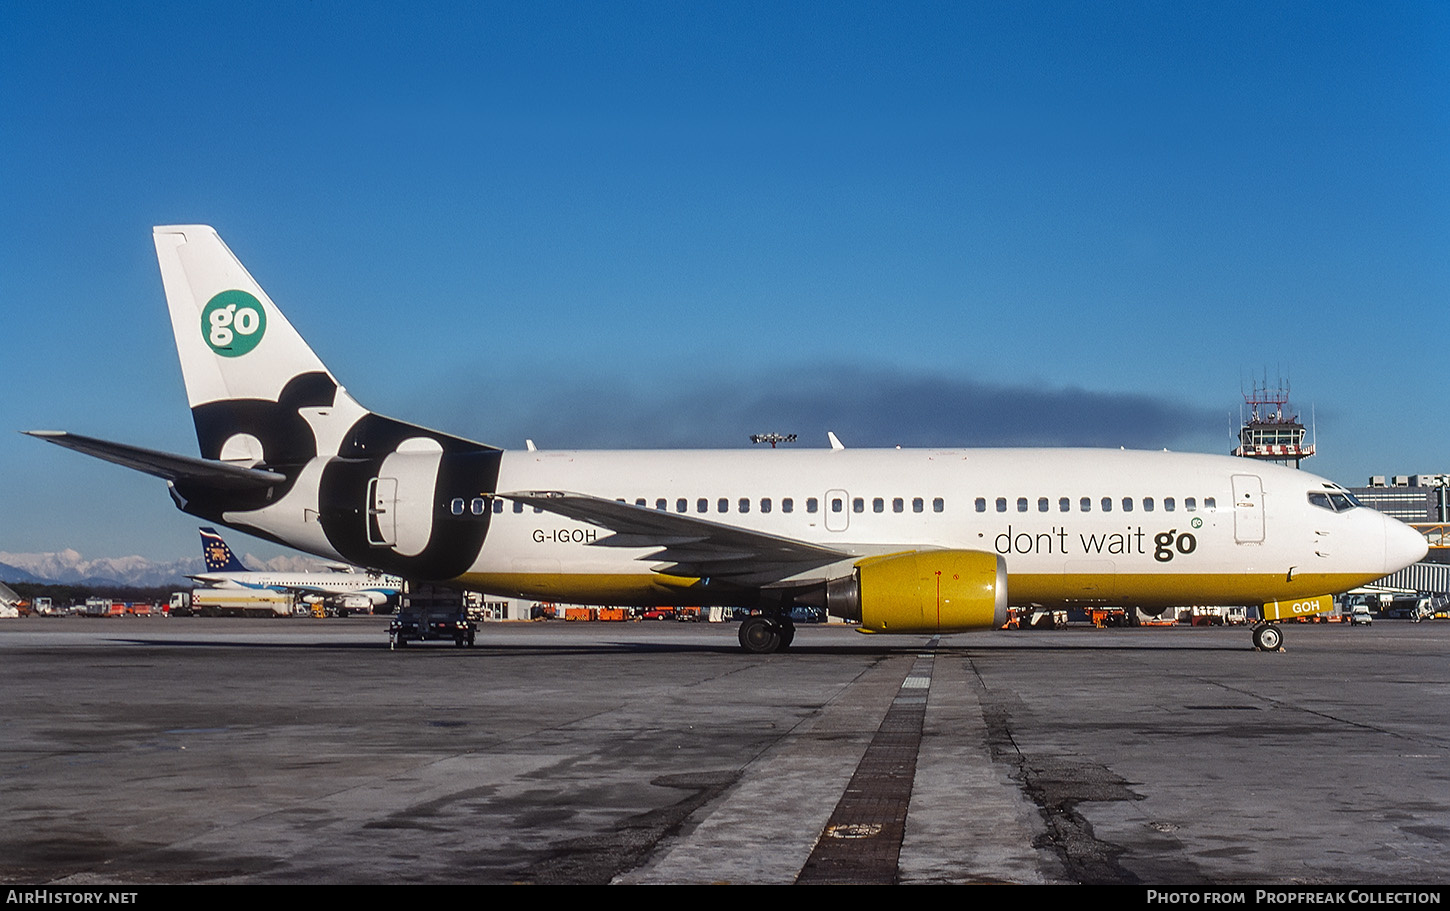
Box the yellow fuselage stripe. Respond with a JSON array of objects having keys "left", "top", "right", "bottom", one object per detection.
[{"left": 454, "top": 570, "right": 1376, "bottom": 609}]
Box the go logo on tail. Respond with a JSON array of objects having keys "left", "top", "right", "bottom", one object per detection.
[{"left": 201, "top": 290, "right": 267, "bottom": 357}]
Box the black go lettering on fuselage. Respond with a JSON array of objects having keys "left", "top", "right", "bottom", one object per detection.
[{"left": 1153, "top": 529, "right": 1197, "bottom": 562}]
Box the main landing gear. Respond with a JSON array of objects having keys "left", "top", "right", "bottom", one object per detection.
[
  {"left": 1252, "top": 622, "right": 1284, "bottom": 652},
  {"left": 738, "top": 613, "right": 796, "bottom": 654}
]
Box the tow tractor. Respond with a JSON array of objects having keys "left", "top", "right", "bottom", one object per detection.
[{"left": 389, "top": 606, "right": 476, "bottom": 649}]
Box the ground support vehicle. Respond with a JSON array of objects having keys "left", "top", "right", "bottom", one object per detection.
[{"left": 389, "top": 607, "right": 476, "bottom": 649}]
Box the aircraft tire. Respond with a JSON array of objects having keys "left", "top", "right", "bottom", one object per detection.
[
  {"left": 739, "top": 616, "right": 782, "bottom": 654},
  {"left": 1253, "top": 624, "right": 1283, "bottom": 652}
]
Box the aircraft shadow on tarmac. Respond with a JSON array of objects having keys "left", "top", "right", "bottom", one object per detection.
[{"left": 104, "top": 633, "right": 1255, "bottom": 655}]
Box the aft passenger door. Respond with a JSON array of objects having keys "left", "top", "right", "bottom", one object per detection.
[{"left": 367, "top": 478, "right": 397, "bottom": 546}]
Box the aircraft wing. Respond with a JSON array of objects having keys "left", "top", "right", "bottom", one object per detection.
[
  {"left": 501, "top": 490, "right": 850, "bottom": 586},
  {"left": 24, "top": 431, "right": 286, "bottom": 489}
]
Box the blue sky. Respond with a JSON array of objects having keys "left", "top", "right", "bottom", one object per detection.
[{"left": 2, "top": 1, "right": 1447, "bottom": 563}]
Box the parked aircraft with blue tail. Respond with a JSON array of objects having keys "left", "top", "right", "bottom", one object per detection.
[
  {"left": 191, "top": 526, "right": 401, "bottom": 610},
  {"left": 27, "top": 226, "right": 1428, "bottom": 652}
]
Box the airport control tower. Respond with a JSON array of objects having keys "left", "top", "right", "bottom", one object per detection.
[{"left": 1233, "top": 380, "right": 1314, "bottom": 468}]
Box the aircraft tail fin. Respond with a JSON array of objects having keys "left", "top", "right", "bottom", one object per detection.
[
  {"left": 199, "top": 527, "right": 249, "bottom": 573},
  {"left": 153, "top": 226, "right": 494, "bottom": 465}
]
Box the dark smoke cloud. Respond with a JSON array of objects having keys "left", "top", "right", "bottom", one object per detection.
[{"left": 413, "top": 363, "right": 1224, "bottom": 452}]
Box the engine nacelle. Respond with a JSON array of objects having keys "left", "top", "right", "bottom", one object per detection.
[{"left": 825, "top": 550, "right": 1007, "bottom": 634}]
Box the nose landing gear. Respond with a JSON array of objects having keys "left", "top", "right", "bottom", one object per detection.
[{"left": 1252, "top": 622, "right": 1283, "bottom": 652}]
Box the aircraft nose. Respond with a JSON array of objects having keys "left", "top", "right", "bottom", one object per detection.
[{"left": 1383, "top": 514, "right": 1429, "bottom": 574}]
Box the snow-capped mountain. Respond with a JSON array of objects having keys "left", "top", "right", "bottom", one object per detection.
[{"left": 0, "top": 549, "right": 334, "bottom": 588}]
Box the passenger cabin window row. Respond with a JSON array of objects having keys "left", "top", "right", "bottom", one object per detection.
[
  {"left": 460, "top": 495, "right": 951, "bottom": 516},
  {"left": 974, "top": 496, "right": 1217, "bottom": 514},
  {"left": 458, "top": 493, "right": 1226, "bottom": 519},
  {"left": 628, "top": 496, "right": 948, "bottom": 515}
]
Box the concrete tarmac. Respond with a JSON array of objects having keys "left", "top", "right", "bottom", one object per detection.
[{"left": 0, "top": 617, "right": 1446, "bottom": 885}]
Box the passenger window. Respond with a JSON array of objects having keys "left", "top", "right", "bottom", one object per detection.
[
  {"left": 761, "top": 498, "right": 772, "bottom": 513},
  {"left": 892, "top": 497, "right": 903, "bottom": 513},
  {"left": 635, "top": 498, "right": 646, "bottom": 507},
  {"left": 1017, "top": 497, "right": 1028, "bottom": 513},
  {"left": 1143, "top": 497, "right": 1154, "bottom": 512},
  {"left": 853, "top": 497, "right": 864, "bottom": 513},
  {"left": 975, "top": 497, "right": 987, "bottom": 513},
  {"left": 493, "top": 499, "right": 504, "bottom": 514},
  {"left": 1038, "top": 497, "right": 1049, "bottom": 513},
  {"left": 1185, "top": 498, "right": 1197, "bottom": 511},
  {"left": 913, "top": 497, "right": 924, "bottom": 513},
  {"left": 932, "top": 497, "right": 944, "bottom": 513},
  {"left": 1122, "top": 498, "right": 1133, "bottom": 512},
  {"left": 782, "top": 498, "right": 794, "bottom": 513},
  {"left": 718, "top": 498, "right": 729, "bottom": 513},
  {"left": 1059, "top": 497, "right": 1070, "bottom": 512},
  {"left": 996, "top": 497, "right": 1007, "bottom": 513},
  {"left": 513, "top": 501, "right": 524, "bottom": 514},
  {"left": 807, "top": 498, "right": 818, "bottom": 513},
  {"left": 873, "top": 497, "right": 884, "bottom": 513},
  {"left": 655, "top": 498, "right": 667, "bottom": 511},
  {"left": 1080, "top": 497, "right": 1091, "bottom": 512},
  {"left": 471, "top": 498, "right": 485, "bottom": 515},
  {"left": 1205, "top": 497, "right": 1216, "bottom": 510},
  {"left": 739, "top": 498, "right": 750, "bottom": 513},
  {"left": 831, "top": 498, "right": 843, "bottom": 513},
  {"left": 1101, "top": 497, "right": 1113, "bottom": 512},
  {"left": 676, "top": 498, "right": 688, "bottom": 513},
  {"left": 697, "top": 498, "right": 708, "bottom": 513},
  {"left": 450, "top": 498, "right": 464, "bottom": 515},
  {"left": 1164, "top": 497, "right": 1175, "bottom": 512}
]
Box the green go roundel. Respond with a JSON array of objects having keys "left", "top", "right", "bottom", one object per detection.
[{"left": 201, "top": 290, "right": 267, "bottom": 357}]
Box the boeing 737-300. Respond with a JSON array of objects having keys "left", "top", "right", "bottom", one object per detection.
[{"left": 26, "top": 226, "right": 1429, "bottom": 652}]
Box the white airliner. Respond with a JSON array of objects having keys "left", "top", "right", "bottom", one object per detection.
[
  {"left": 0, "top": 581, "right": 22, "bottom": 619},
  {"left": 192, "top": 526, "right": 401, "bottom": 609},
  {"left": 27, "top": 226, "right": 1428, "bottom": 652}
]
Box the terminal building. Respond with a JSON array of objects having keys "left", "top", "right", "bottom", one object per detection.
[
  {"left": 1346, "top": 476, "right": 1449, "bottom": 608},
  {"left": 1349, "top": 475, "right": 1448, "bottom": 526}
]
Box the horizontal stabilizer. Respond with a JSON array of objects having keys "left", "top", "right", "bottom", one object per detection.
[{"left": 24, "top": 431, "right": 286, "bottom": 489}]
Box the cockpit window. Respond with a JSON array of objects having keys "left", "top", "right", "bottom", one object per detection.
[{"left": 1309, "top": 491, "right": 1361, "bottom": 512}]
